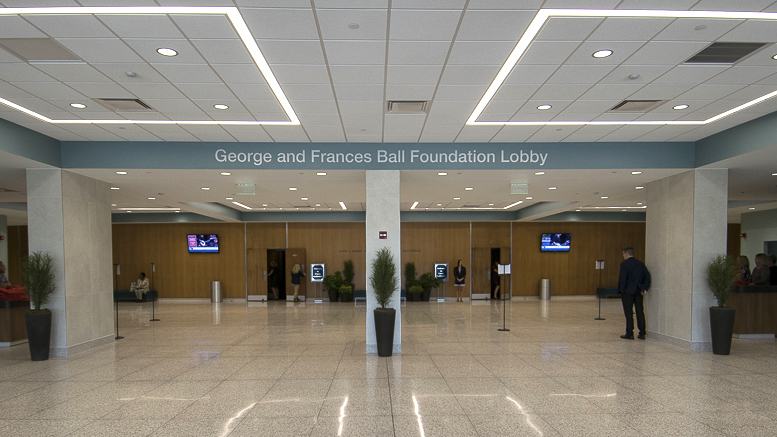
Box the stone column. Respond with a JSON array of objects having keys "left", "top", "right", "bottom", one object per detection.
[
  {"left": 365, "top": 170, "right": 401, "bottom": 354},
  {"left": 645, "top": 169, "right": 728, "bottom": 350},
  {"left": 26, "top": 169, "right": 114, "bottom": 356},
  {"left": 0, "top": 214, "right": 7, "bottom": 269}
]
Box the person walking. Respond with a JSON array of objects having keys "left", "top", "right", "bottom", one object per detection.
[
  {"left": 618, "top": 247, "right": 651, "bottom": 340},
  {"left": 290, "top": 264, "right": 304, "bottom": 303}
]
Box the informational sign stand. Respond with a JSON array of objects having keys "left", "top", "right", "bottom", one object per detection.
[
  {"left": 311, "top": 263, "right": 325, "bottom": 303},
  {"left": 595, "top": 260, "right": 605, "bottom": 321},
  {"left": 434, "top": 263, "right": 448, "bottom": 301},
  {"left": 497, "top": 264, "right": 511, "bottom": 332}
]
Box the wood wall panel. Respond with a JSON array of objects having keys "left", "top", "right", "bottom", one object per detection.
[
  {"left": 511, "top": 222, "right": 646, "bottom": 296},
  {"left": 288, "top": 222, "right": 366, "bottom": 296},
  {"left": 246, "top": 223, "right": 286, "bottom": 296},
  {"left": 6, "top": 226, "right": 27, "bottom": 285},
  {"left": 727, "top": 223, "right": 741, "bottom": 257},
  {"left": 401, "top": 222, "right": 469, "bottom": 297},
  {"left": 112, "top": 223, "right": 245, "bottom": 298}
]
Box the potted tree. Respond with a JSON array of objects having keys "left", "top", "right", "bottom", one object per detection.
[
  {"left": 343, "top": 259, "right": 355, "bottom": 289},
  {"left": 370, "top": 247, "right": 397, "bottom": 357},
  {"left": 339, "top": 285, "right": 354, "bottom": 302},
  {"left": 706, "top": 254, "right": 737, "bottom": 355},
  {"left": 408, "top": 285, "right": 423, "bottom": 301},
  {"left": 418, "top": 272, "right": 442, "bottom": 302},
  {"left": 323, "top": 272, "right": 343, "bottom": 303},
  {"left": 404, "top": 262, "right": 417, "bottom": 290},
  {"left": 22, "top": 252, "right": 56, "bottom": 361}
]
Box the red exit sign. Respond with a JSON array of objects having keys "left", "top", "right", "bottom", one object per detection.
[{"left": 379, "top": 231, "right": 387, "bottom": 239}]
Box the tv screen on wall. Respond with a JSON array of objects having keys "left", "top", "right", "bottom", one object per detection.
[
  {"left": 541, "top": 233, "right": 571, "bottom": 252},
  {"left": 188, "top": 234, "right": 219, "bottom": 253}
]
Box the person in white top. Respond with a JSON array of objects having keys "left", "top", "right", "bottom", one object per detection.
[{"left": 135, "top": 272, "right": 149, "bottom": 301}]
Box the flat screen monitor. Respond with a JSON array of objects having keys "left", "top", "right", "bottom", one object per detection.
[
  {"left": 541, "top": 233, "right": 571, "bottom": 252},
  {"left": 188, "top": 234, "right": 219, "bottom": 253}
]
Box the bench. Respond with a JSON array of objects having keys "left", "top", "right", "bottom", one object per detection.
[
  {"left": 596, "top": 287, "right": 620, "bottom": 299},
  {"left": 113, "top": 290, "right": 158, "bottom": 302}
]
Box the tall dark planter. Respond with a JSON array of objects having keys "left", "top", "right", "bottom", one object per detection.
[
  {"left": 340, "top": 292, "right": 354, "bottom": 302},
  {"left": 374, "top": 308, "right": 396, "bottom": 357},
  {"left": 25, "top": 311, "right": 52, "bottom": 361},
  {"left": 421, "top": 289, "right": 431, "bottom": 301},
  {"left": 327, "top": 289, "right": 339, "bottom": 302},
  {"left": 709, "top": 307, "right": 735, "bottom": 355}
]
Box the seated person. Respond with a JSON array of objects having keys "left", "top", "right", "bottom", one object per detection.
[
  {"left": 750, "top": 254, "right": 770, "bottom": 286},
  {"left": 0, "top": 261, "right": 12, "bottom": 289},
  {"left": 135, "top": 272, "right": 149, "bottom": 301},
  {"left": 735, "top": 256, "right": 751, "bottom": 284}
]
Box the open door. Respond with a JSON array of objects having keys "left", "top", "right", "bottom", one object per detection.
[
  {"left": 471, "top": 247, "right": 491, "bottom": 300},
  {"left": 285, "top": 248, "right": 307, "bottom": 301}
]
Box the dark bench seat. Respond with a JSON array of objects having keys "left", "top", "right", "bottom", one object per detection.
[
  {"left": 113, "top": 290, "right": 158, "bottom": 302},
  {"left": 596, "top": 287, "right": 620, "bottom": 298}
]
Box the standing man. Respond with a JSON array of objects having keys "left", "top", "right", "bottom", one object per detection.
[{"left": 618, "top": 247, "right": 651, "bottom": 340}]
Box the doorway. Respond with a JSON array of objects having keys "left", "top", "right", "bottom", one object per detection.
[
  {"left": 765, "top": 241, "right": 777, "bottom": 256},
  {"left": 491, "top": 248, "right": 501, "bottom": 299},
  {"left": 267, "top": 249, "right": 286, "bottom": 300}
]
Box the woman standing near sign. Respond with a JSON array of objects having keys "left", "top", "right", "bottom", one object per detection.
[
  {"left": 453, "top": 259, "right": 466, "bottom": 302},
  {"left": 291, "top": 264, "right": 305, "bottom": 303}
]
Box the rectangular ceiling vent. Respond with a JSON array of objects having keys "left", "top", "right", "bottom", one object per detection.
[
  {"left": 609, "top": 100, "right": 665, "bottom": 113},
  {"left": 685, "top": 42, "right": 767, "bottom": 64},
  {"left": 387, "top": 100, "right": 427, "bottom": 113},
  {"left": 95, "top": 98, "right": 155, "bottom": 112},
  {"left": 0, "top": 38, "right": 82, "bottom": 63}
]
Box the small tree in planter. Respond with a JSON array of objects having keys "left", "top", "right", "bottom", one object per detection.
[
  {"left": 22, "top": 252, "right": 56, "bottom": 361},
  {"left": 323, "top": 272, "right": 343, "bottom": 303},
  {"left": 418, "top": 272, "right": 442, "bottom": 302},
  {"left": 370, "top": 247, "right": 397, "bottom": 357},
  {"left": 339, "top": 285, "right": 354, "bottom": 302},
  {"left": 404, "top": 262, "right": 417, "bottom": 290},
  {"left": 343, "top": 260, "right": 355, "bottom": 288},
  {"left": 706, "top": 254, "right": 738, "bottom": 355},
  {"left": 408, "top": 285, "right": 423, "bottom": 302}
]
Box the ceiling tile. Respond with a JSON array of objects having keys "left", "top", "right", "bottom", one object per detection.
[
  {"left": 385, "top": 85, "right": 436, "bottom": 100},
  {"left": 336, "top": 100, "right": 383, "bottom": 114},
  {"left": 141, "top": 98, "right": 202, "bottom": 113},
  {"left": 387, "top": 41, "right": 449, "bottom": 65},
  {"left": 511, "top": 41, "right": 577, "bottom": 65},
  {"left": 427, "top": 101, "right": 476, "bottom": 114},
  {"left": 282, "top": 84, "right": 336, "bottom": 100},
  {"left": 330, "top": 65, "right": 384, "bottom": 84},
  {"left": 654, "top": 18, "right": 743, "bottom": 41},
  {"left": 122, "top": 38, "right": 204, "bottom": 64},
  {"left": 628, "top": 83, "right": 695, "bottom": 100},
  {"left": 152, "top": 64, "right": 221, "bottom": 84},
  {"left": 490, "top": 125, "right": 542, "bottom": 142},
  {"left": 190, "top": 39, "right": 255, "bottom": 65},
  {"left": 454, "top": 125, "right": 501, "bottom": 142},
  {"left": 344, "top": 124, "right": 382, "bottom": 135},
  {"left": 390, "top": 10, "right": 462, "bottom": 41},
  {"left": 439, "top": 65, "right": 501, "bottom": 86},
  {"left": 297, "top": 113, "right": 341, "bottom": 125},
  {"left": 176, "top": 83, "right": 238, "bottom": 100},
  {"left": 220, "top": 124, "right": 274, "bottom": 142},
  {"left": 190, "top": 132, "right": 238, "bottom": 142},
  {"left": 317, "top": 9, "right": 388, "bottom": 40},
  {"left": 502, "top": 64, "right": 559, "bottom": 85},
  {"left": 0, "top": 16, "right": 48, "bottom": 38},
  {"left": 211, "top": 64, "right": 267, "bottom": 85},
  {"left": 652, "top": 65, "right": 729, "bottom": 84},
  {"left": 597, "top": 125, "right": 661, "bottom": 142},
  {"left": 447, "top": 41, "right": 515, "bottom": 65},
  {"left": 65, "top": 82, "right": 135, "bottom": 99},
  {"left": 387, "top": 65, "right": 442, "bottom": 86},
  {"left": 578, "top": 83, "right": 644, "bottom": 100},
  {"left": 171, "top": 14, "right": 237, "bottom": 39},
  {"left": 1, "top": 63, "right": 55, "bottom": 82},
  {"left": 547, "top": 65, "right": 617, "bottom": 84},
  {"left": 32, "top": 63, "right": 110, "bottom": 83},
  {"left": 13, "top": 81, "right": 84, "bottom": 99},
  {"left": 291, "top": 99, "right": 339, "bottom": 113},
  {"left": 706, "top": 66, "right": 776, "bottom": 85},
  {"left": 466, "top": 0, "right": 544, "bottom": 10},
  {"left": 24, "top": 15, "right": 113, "bottom": 38},
  {"left": 588, "top": 17, "right": 674, "bottom": 42},
  {"left": 324, "top": 40, "right": 385, "bottom": 65},
  {"left": 316, "top": 0, "right": 388, "bottom": 7},
  {"left": 599, "top": 65, "right": 674, "bottom": 84},
  {"left": 561, "top": 100, "right": 619, "bottom": 113},
  {"left": 96, "top": 14, "right": 183, "bottom": 38},
  {"left": 242, "top": 8, "right": 320, "bottom": 40},
  {"left": 269, "top": 64, "right": 331, "bottom": 84},
  {"left": 531, "top": 84, "right": 591, "bottom": 101},
  {"left": 567, "top": 41, "right": 648, "bottom": 65},
  {"left": 57, "top": 38, "right": 145, "bottom": 63},
  {"left": 341, "top": 113, "right": 383, "bottom": 125},
  {"left": 625, "top": 41, "right": 710, "bottom": 65},
  {"left": 676, "top": 83, "right": 744, "bottom": 100},
  {"left": 121, "top": 82, "right": 186, "bottom": 99},
  {"left": 536, "top": 17, "right": 603, "bottom": 42},
  {"left": 0, "top": 82, "right": 34, "bottom": 99},
  {"left": 257, "top": 40, "right": 325, "bottom": 64},
  {"left": 90, "top": 63, "right": 169, "bottom": 84},
  {"left": 456, "top": 10, "right": 534, "bottom": 41},
  {"left": 615, "top": 0, "right": 696, "bottom": 9},
  {"left": 240, "top": 99, "right": 285, "bottom": 114},
  {"left": 434, "top": 85, "right": 489, "bottom": 101}
]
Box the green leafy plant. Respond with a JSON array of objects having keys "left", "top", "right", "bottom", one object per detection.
[
  {"left": 404, "top": 262, "right": 417, "bottom": 289},
  {"left": 323, "top": 271, "right": 343, "bottom": 293},
  {"left": 408, "top": 285, "right": 423, "bottom": 294},
  {"left": 22, "top": 252, "right": 56, "bottom": 312},
  {"left": 343, "top": 260, "right": 354, "bottom": 288},
  {"left": 418, "top": 272, "right": 442, "bottom": 292},
  {"left": 370, "top": 247, "right": 397, "bottom": 309},
  {"left": 706, "top": 254, "right": 737, "bottom": 307},
  {"left": 339, "top": 285, "right": 353, "bottom": 294}
]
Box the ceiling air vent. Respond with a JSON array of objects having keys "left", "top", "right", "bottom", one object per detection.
[
  {"left": 609, "top": 100, "right": 665, "bottom": 113},
  {"left": 0, "top": 38, "right": 82, "bottom": 63},
  {"left": 387, "top": 101, "right": 427, "bottom": 113},
  {"left": 95, "top": 98, "right": 155, "bottom": 112},
  {"left": 685, "top": 42, "right": 767, "bottom": 64}
]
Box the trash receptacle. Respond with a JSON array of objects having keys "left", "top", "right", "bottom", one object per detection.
[
  {"left": 540, "top": 279, "right": 550, "bottom": 300},
  {"left": 211, "top": 281, "right": 222, "bottom": 303}
]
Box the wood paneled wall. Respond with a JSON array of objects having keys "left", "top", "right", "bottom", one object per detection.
[
  {"left": 112, "top": 223, "right": 246, "bottom": 298},
  {"left": 246, "top": 223, "right": 286, "bottom": 296},
  {"left": 6, "top": 226, "right": 27, "bottom": 285},
  {"left": 289, "top": 222, "right": 366, "bottom": 294},
  {"left": 400, "top": 222, "right": 469, "bottom": 297},
  {"left": 511, "top": 222, "right": 646, "bottom": 296},
  {"left": 727, "top": 223, "right": 741, "bottom": 257}
]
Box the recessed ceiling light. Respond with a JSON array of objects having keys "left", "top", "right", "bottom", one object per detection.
[
  {"left": 175, "top": 210, "right": 180, "bottom": 213},
  {"left": 773, "top": 54, "right": 777, "bottom": 60},
  {"left": 453, "top": 197, "right": 460, "bottom": 200},
  {"left": 489, "top": 203, "right": 494, "bottom": 206},
  {"left": 632, "top": 171, "right": 642, "bottom": 175},
  {"left": 226, "top": 197, "right": 233, "bottom": 200},
  {"left": 622, "top": 209, "right": 628, "bottom": 211},
  {"left": 437, "top": 172, "right": 447, "bottom": 176},
  {"left": 214, "top": 104, "right": 229, "bottom": 110},
  {"left": 526, "top": 196, "right": 533, "bottom": 200},
  {"left": 115, "top": 171, "right": 127, "bottom": 175},
  {"left": 339, "top": 201, "right": 347, "bottom": 210},
  {"left": 548, "top": 187, "right": 557, "bottom": 190},
  {"left": 601, "top": 196, "right": 609, "bottom": 199},
  {"left": 111, "top": 204, "right": 116, "bottom": 207},
  {"left": 111, "top": 187, "right": 119, "bottom": 190},
  {"left": 201, "top": 187, "right": 210, "bottom": 190},
  {"left": 317, "top": 172, "right": 326, "bottom": 176},
  {"left": 232, "top": 201, "right": 252, "bottom": 210},
  {"left": 749, "top": 207, "right": 756, "bottom": 210},
  {"left": 148, "top": 197, "right": 155, "bottom": 200},
  {"left": 156, "top": 47, "right": 177, "bottom": 57},
  {"left": 772, "top": 172, "right": 777, "bottom": 176},
  {"left": 535, "top": 171, "right": 545, "bottom": 175},
  {"left": 301, "top": 197, "right": 308, "bottom": 201},
  {"left": 262, "top": 204, "right": 267, "bottom": 207},
  {"left": 636, "top": 186, "right": 645, "bottom": 189},
  {"left": 593, "top": 49, "right": 613, "bottom": 58},
  {"left": 576, "top": 209, "right": 581, "bottom": 212},
  {"left": 637, "top": 202, "right": 643, "bottom": 205},
  {"left": 127, "top": 211, "right": 131, "bottom": 213},
  {"left": 289, "top": 187, "right": 297, "bottom": 191},
  {"left": 220, "top": 172, "right": 231, "bottom": 176},
  {"left": 503, "top": 201, "right": 522, "bottom": 209},
  {"left": 465, "top": 187, "right": 473, "bottom": 191},
  {"left": 537, "top": 104, "right": 552, "bottom": 110},
  {"left": 437, "top": 203, "right": 442, "bottom": 206},
  {"left": 411, "top": 201, "right": 419, "bottom": 210},
  {"left": 70, "top": 103, "right": 86, "bottom": 109},
  {"left": 673, "top": 104, "right": 689, "bottom": 110}
]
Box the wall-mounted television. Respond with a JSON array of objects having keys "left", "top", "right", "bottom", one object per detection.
[
  {"left": 188, "top": 234, "right": 219, "bottom": 253},
  {"left": 541, "top": 233, "right": 571, "bottom": 252}
]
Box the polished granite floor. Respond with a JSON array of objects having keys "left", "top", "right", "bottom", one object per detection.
[{"left": 1, "top": 298, "right": 776, "bottom": 436}]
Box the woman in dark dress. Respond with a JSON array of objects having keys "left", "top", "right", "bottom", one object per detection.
[
  {"left": 453, "top": 259, "right": 466, "bottom": 303},
  {"left": 267, "top": 261, "right": 279, "bottom": 300},
  {"left": 491, "top": 262, "right": 500, "bottom": 300}
]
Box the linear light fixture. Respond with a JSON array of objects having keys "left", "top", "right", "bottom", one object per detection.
[
  {"left": 0, "top": 6, "right": 299, "bottom": 126},
  {"left": 117, "top": 207, "right": 180, "bottom": 211},
  {"left": 467, "top": 8, "right": 777, "bottom": 127},
  {"left": 503, "top": 201, "right": 523, "bottom": 209},
  {"left": 232, "top": 201, "right": 252, "bottom": 210},
  {"left": 411, "top": 201, "right": 419, "bottom": 210},
  {"left": 339, "top": 201, "right": 347, "bottom": 210}
]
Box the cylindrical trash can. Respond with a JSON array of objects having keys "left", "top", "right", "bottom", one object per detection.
[
  {"left": 211, "top": 281, "right": 222, "bottom": 303},
  {"left": 540, "top": 279, "right": 550, "bottom": 300}
]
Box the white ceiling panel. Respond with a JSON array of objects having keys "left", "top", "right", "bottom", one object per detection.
[
  {"left": 520, "top": 41, "right": 580, "bottom": 65},
  {"left": 502, "top": 64, "right": 560, "bottom": 85},
  {"left": 386, "top": 65, "right": 442, "bottom": 86},
  {"left": 332, "top": 84, "right": 384, "bottom": 100},
  {"left": 142, "top": 98, "right": 203, "bottom": 113},
  {"left": 96, "top": 14, "right": 183, "bottom": 38},
  {"left": 384, "top": 113, "right": 426, "bottom": 128},
  {"left": 434, "top": 85, "right": 488, "bottom": 101},
  {"left": 324, "top": 40, "right": 385, "bottom": 65},
  {"left": 344, "top": 124, "right": 382, "bottom": 135},
  {"left": 297, "top": 112, "right": 341, "bottom": 125},
  {"left": 290, "top": 99, "right": 339, "bottom": 113},
  {"left": 270, "top": 64, "right": 331, "bottom": 84},
  {"left": 720, "top": 20, "right": 777, "bottom": 42},
  {"left": 220, "top": 124, "right": 273, "bottom": 142},
  {"left": 615, "top": 0, "right": 696, "bottom": 9},
  {"left": 385, "top": 85, "right": 436, "bottom": 100},
  {"left": 588, "top": 17, "right": 673, "bottom": 42},
  {"left": 0, "top": 16, "right": 47, "bottom": 38},
  {"left": 90, "top": 63, "right": 169, "bottom": 84},
  {"left": 390, "top": 10, "right": 461, "bottom": 41},
  {"left": 256, "top": 40, "right": 325, "bottom": 64},
  {"left": 264, "top": 132, "right": 311, "bottom": 142},
  {"left": 489, "top": 126, "right": 542, "bottom": 142},
  {"left": 121, "top": 82, "right": 187, "bottom": 99},
  {"left": 625, "top": 41, "right": 710, "bottom": 65},
  {"left": 706, "top": 66, "right": 776, "bottom": 85},
  {"left": 241, "top": 8, "right": 320, "bottom": 40},
  {"left": 492, "top": 84, "right": 540, "bottom": 101},
  {"left": 591, "top": 112, "right": 640, "bottom": 121},
  {"left": 547, "top": 65, "right": 617, "bottom": 84},
  {"left": 653, "top": 18, "right": 743, "bottom": 41},
  {"left": 176, "top": 83, "right": 237, "bottom": 100},
  {"left": 0, "top": 49, "right": 23, "bottom": 63},
  {"left": 24, "top": 14, "right": 113, "bottom": 38},
  {"left": 563, "top": 99, "right": 620, "bottom": 113},
  {"left": 579, "top": 83, "right": 644, "bottom": 100},
  {"left": 152, "top": 64, "right": 221, "bottom": 84},
  {"left": 0, "top": 63, "right": 55, "bottom": 82},
  {"left": 282, "top": 84, "right": 335, "bottom": 100},
  {"left": 466, "top": 0, "right": 544, "bottom": 10},
  {"left": 439, "top": 65, "right": 501, "bottom": 86},
  {"left": 536, "top": 17, "right": 603, "bottom": 42},
  {"left": 32, "top": 63, "right": 110, "bottom": 83},
  {"left": 341, "top": 113, "right": 383, "bottom": 125},
  {"left": 0, "top": 82, "right": 34, "bottom": 99},
  {"left": 122, "top": 38, "right": 204, "bottom": 64},
  {"left": 532, "top": 84, "right": 591, "bottom": 101},
  {"left": 330, "top": 65, "right": 384, "bottom": 84},
  {"left": 676, "top": 84, "right": 744, "bottom": 100},
  {"left": 426, "top": 112, "right": 469, "bottom": 124},
  {"left": 598, "top": 125, "right": 662, "bottom": 142},
  {"left": 653, "top": 65, "right": 729, "bottom": 84},
  {"left": 427, "top": 101, "right": 476, "bottom": 114},
  {"left": 383, "top": 134, "right": 420, "bottom": 143},
  {"left": 13, "top": 81, "right": 84, "bottom": 99},
  {"left": 628, "top": 83, "right": 695, "bottom": 100},
  {"left": 599, "top": 65, "right": 674, "bottom": 84},
  {"left": 456, "top": 10, "right": 534, "bottom": 41},
  {"left": 211, "top": 64, "right": 267, "bottom": 85},
  {"left": 722, "top": 84, "right": 777, "bottom": 102},
  {"left": 189, "top": 39, "right": 254, "bottom": 65},
  {"left": 190, "top": 132, "right": 237, "bottom": 142},
  {"left": 151, "top": 132, "right": 201, "bottom": 142},
  {"left": 542, "top": 0, "right": 621, "bottom": 8},
  {"left": 387, "top": 41, "right": 450, "bottom": 65},
  {"left": 170, "top": 14, "right": 237, "bottom": 39},
  {"left": 65, "top": 82, "right": 134, "bottom": 99},
  {"left": 316, "top": 9, "right": 387, "bottom": 40},
  {"left": 447, "top": 41, "right": 516, "bottom": 65},
  {"left": 240, "top": 99, "right": 285, "bottom": 114},
  {"left": 567, "top": 41, "right": 649, "bottom": 65},
  {"left": 57, "top": 38, "right": 145, "bottom": 63},
  {"left": 337, "top": 100, "right": 383, "bottom": 114},
  {"left": 454, "top": 125, "right": 501, "bottom": 142}
]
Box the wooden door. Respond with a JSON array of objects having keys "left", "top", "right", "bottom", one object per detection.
[
  {"left": 246, "top": 248, "right": 263, "bottom": 300},
  {"left": 285, "top": 248, "right": 307, "bottom": 301},
  {"left": 471, "top": 247, "right": 491, "bottom": 299}
]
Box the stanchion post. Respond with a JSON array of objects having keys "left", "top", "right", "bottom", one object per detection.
[
  {"left": 595, "top": 260, "right": 605, "bottom": 321},
  {"left": 498, "top": 265, "right": 510, "bottom": 332}
]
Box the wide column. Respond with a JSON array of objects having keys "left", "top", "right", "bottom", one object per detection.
[
  {"left": 645, "top": 169, "right": 728, "bottom": 350},
  {"left": 365, "top": 170, "right": 401, "bottom": 354},
  {"left": 27, "top": 169, "right": 114, "bottom": 356}
]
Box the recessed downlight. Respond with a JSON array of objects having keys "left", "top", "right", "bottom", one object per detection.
[
  {"left": 148, "top": 197, "right": 155, "bottom": 200},
  {"left": 220, "top": 172, "right": 231, "bottom": 176},
  {"left": 773, "top": 54, "right": 777, "bottom": 60},
  {"left": 453, "top": 197, "right": 460, "bottom": 200},
  {"left": 289, "top": 187, "right": 297, "bottom": 191},
  {"left": 156, "top": 47, "right": 177, "bottom": 57},
  {"left": 115, "top": 171, "right": 127, "bottom": 175},
  {"left": 636, "top": 186, "right": 645, "bottom": 189},
  {"left": 535, "top": 171, "right": 545, "bottom": 175},
  {"left": 772, "top": 172, "right": 777, "bottom": 176},
  {"left": 339, "top": 201, "right": 347, "bottom": 210},
  {"left": 593, "top": 49, "right": 613, "bottom": 58},
  {"left": 632, "top": 171, "right": 642, "bottom": 175},
  {"left": 70, "top": 103, "right": 86, "bottom": 109},
  {"left": 526, "top": 197, "right": 533, "bottom": 200},
  {"left": 537, "top": 105, "right": 552, "bottom": 110},
  {"left": 548, "top": 187, "right": 557, "bottom": 190},
  {"left": 437, "top": 172, "right": 447, "bottom": 176},
  {"left": 111, "top": 204, "right": 116, "bottom": 207},
  {"left": 226, "top": 197, "right": 233, "bottom": 200},
  {"left": 111, "top": 187, "right": 119, "bottom": 190},
  {"left": 214, "top": 104, "right": 229, "bottom": 110},
  {"left": 489, "top": 203, "right": 494, "bottom": 206},
  {"left": 673, "top": 104, "right": 689, "bottom": 110},
  {"left": 749, "top": 207, "right": 756, "bottom": 210},
  {"left": 437, "top": 203, "right": 442, "bottom": 206},
  {"left": 301, "top": 197, "right": 308, "bottom": 201},
  {"left": 465, "top": 187, "right": 473, "bottom": 191},
  {"left": 317, "top": 172, "right": 326, "bottom": 176},
  {"left": 201, "top": 187, "right": 210, "bottom": 190},
  {"left": 411, "top": 201, "right": 419, "bottom": 210},
  {"left": 601, "top": 196, "right": 609, "bottom": 199}
]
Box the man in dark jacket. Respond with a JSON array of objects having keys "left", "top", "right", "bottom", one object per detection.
[{"left": 618, "top": 247, "right": 651, "bottom": 340}]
